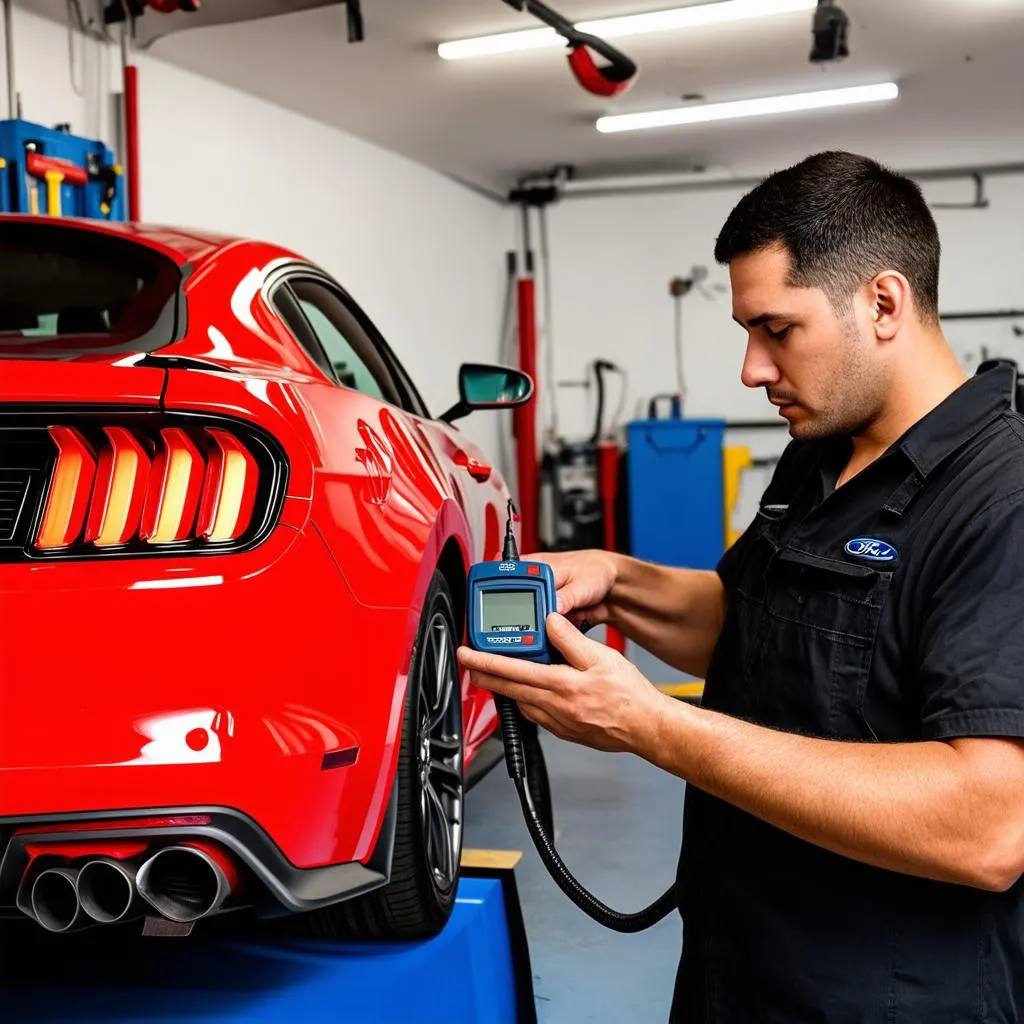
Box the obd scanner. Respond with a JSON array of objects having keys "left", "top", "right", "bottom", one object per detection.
[
  {"left": 467, "top": 558, "right": 559, "bottom": 665},
  {"left": 466, "top": 501, "right": 676, "bottom": 932}
]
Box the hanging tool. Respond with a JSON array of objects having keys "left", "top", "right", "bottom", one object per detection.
[
  {"left": 344, "top": 0, "right": 364, "bottom": 43},
  {"left": 660, "top": 267, "right": 726, "bottom": 418},
  {"left": 26, "top": 152, "right": 88, "bottom": 217},
  {"left": 104, "top": 0, "right": 200, "bottom": 19},
  {"left": 500, "top": 0, "right": 637, "bottom": 97},
  {"left": 87, "top": 153, "right": 123, "bottom": 218},
  {"left": 810, "top": 0, "right": 850, "bottom": 63}
]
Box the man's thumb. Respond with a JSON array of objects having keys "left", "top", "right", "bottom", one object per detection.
[{"left": 546, "top": 613, "right": 603, "bottom": 670}]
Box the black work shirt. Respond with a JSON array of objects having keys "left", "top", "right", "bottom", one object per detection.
[{"left": 672, "top": 362, "right": 1024, "bottom": 1023}]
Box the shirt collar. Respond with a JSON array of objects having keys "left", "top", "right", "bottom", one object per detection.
[{"left": 899, "top": 360, "right": 1016, "bottom": 477}]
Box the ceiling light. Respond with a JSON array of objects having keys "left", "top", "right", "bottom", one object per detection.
[
  {"left": 438, "top": 0, "right": 817, "bottom": 61},
  {"left": 596, "top": 82, "right": 899, "bottom": 133}
]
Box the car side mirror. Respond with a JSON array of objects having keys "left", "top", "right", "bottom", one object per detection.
[{"left": 440, "top": 363, "right": 534, "bottom": 424}]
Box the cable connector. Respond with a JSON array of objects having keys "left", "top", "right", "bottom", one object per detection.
[{"left": 502, "top": 499, "right": 521, "bottom": 562}]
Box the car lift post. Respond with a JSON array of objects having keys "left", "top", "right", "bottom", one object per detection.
[
  {"left": 512, "top": 195, "right": 546, "bottom": 555},
  {"left": 510, "top": 180, "right": 628, "bottom": 654},
  {"left": 120, "top": 27, "right": 141, "bottom": 220}
]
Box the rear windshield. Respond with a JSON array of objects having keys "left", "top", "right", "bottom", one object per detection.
[{"left": 0, "top": 222, "right": 182, "bottom": 359}]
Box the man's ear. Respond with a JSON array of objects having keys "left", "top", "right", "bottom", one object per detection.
[{"left": 869, "top": 272, "right": 911, "bottom": 341}]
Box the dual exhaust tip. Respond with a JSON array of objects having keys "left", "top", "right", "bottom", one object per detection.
[{"left": 23, "top": 844, "right": 235, "bottom": 934}]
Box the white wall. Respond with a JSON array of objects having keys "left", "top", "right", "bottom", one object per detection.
[
  {"left": 5, "top": 7, "right": 513, "bottom": 457},
  {"left": 541, "top": 172, "right": 1024, "bottom": 526}
]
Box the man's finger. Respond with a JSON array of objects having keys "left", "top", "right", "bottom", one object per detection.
[
  {"left": 465, "top": 670, "right": 564, "bottom": 710},
  {"left": 545, "top": 613, "right": 606, "bottom": 671},
  {"left": 517, "top": 701, "right": 567, "bottom": 737},
  {"left": 457, "top": 646, "right": 561, "bottom": 690}
]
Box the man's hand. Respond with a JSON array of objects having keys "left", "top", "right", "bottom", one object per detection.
[
  {"left": 457, "top": 612, "right": 670, "bottom": 755},
  {"left": 524, "top": 550, "right": 619, "bottom": 628},
  {"left": 527, "top": 551, "right": 727, "bottom": 679}
]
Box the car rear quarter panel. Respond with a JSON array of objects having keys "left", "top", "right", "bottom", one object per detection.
[{"left": 170, "top": 243, "right": 511, "bottom": 752}]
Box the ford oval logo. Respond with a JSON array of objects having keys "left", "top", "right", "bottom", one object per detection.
[{"left": 845, "top": 538, "right": 898, "bottom": 562}]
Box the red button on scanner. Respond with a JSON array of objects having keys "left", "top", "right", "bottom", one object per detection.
[
  {"left": 528, "top": 566, "right": 540, "bottom": 576},
  {"left": 522, "top": 636, "right": 535, "bottom": 645}
]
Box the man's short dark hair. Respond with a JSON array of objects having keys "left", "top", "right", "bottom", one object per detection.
[{"left": 714, "top": 151, "right": 941, "bottom": 322}]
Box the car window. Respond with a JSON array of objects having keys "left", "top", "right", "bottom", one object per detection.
[
  {"left": 283, "top": 278, "right": 399, "bottom": 406},
  {"left": 0, "top": 222, "right": 181, "bottom": 359}
]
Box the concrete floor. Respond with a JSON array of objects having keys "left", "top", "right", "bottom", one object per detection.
[{"left": 464, "top": 723, "right": 686, "bottom": 1023}]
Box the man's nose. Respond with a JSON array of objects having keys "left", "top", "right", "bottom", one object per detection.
[{"left": 740, "top": 338, "right": 780, "bottom": 390}]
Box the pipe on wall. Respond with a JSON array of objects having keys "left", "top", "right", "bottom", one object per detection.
[
  {"left": 556, "top": 162, "right": 1024, "bottom": 201},
  {"left": 4, "top": 0, "right": 16, "bottom": 119},
  {"left": 123, "top": 59, "right": 140, "bottom": 220}
]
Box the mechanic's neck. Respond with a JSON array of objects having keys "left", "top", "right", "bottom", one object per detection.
[{"left": 841, "top": 332, "right": 967, "bottom": 485}]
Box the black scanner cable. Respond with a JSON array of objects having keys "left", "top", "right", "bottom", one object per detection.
[{"left": 491, "top": 507, "right": 678, "bottom": 933}]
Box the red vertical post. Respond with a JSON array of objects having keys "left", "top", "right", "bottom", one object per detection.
[
  {"left": 597, "top": 439, "right": 626, "bottom": 654},
  {"left": 514, "top": 276, "right": 539, "bottom": 554},
  {"left": 124, "top": 63, "right": 141, "bottom": 221}
]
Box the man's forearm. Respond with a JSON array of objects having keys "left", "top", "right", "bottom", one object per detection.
[
  {"left": 606, "top": 555, "right": 725, "bottom": 678},
  {"left": 643, "top": 697, "right": 1023, "bottom": 891}
]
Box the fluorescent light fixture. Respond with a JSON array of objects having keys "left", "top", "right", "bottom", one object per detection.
[
  {"left": 596, "top": 82, "right": 900, "bottom": 133},
  {"left": 438, "top": 0, "right": 817, "bottom": 61}
]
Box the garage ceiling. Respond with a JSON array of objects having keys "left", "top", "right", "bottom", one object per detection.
[{"left": 18, "top": 0, "right": 1024, "bottom": 198}]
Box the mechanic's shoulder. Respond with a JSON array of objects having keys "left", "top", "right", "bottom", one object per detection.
[
  {"left": 968, "top": 410, "right": 1024, "bottom": 482},
  {"left": 945, "top": 411, "right": 1024, "bottom": 518}
]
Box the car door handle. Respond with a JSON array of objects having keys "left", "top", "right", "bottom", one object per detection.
[{"left": 454, "top": 450, "right": 492, "bottom": 482}]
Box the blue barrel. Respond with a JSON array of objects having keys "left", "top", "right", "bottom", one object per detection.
[{"left": 626, "top": 418, "right": 726, "bottom": 570}]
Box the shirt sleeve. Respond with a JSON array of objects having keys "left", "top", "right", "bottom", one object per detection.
[
  {"left": 917, "top": 492, "right": 1024, "bottom": 741},
  {"left": 716, "top": 525, "right": 758, "bottom": 590}
]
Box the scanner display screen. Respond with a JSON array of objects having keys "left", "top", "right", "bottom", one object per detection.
[{"left": 481, "top": 590, "right": 538, "bottom": 633}]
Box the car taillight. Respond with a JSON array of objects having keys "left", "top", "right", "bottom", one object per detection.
[
  {"left": 35, "top": 427, "right": 97, "bottom": 549},
  {"left": 84, "top": 427, "right": 150, "bottom": 547},
  {"left": 197, "top": 429, "right": 259, "bottom": 542},
  {"left": 34, "top": 423, "right": 264, "bottom": 553},
  {"left": 140, "top": 428, "right": 206, "bottom": 544}
]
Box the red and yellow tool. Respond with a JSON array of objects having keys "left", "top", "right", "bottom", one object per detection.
[{"left": 26, "top": 152, "right": 89, "bottom": 218}]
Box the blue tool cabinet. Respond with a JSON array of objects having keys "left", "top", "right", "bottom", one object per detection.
[
  {"left": 0, "top": 119, "right": 124, "bottom": 220},
  {"left": 627, "top": 418, "right": 726, "bottom": 570}
]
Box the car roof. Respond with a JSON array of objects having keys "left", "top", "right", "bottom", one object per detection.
[{"left": 0, "top": 214, "right": 297, "bottom": 269}]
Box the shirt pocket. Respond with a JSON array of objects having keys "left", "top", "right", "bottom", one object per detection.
[{"left": 750, "top": 547, "right": 892, "bottom": 739}]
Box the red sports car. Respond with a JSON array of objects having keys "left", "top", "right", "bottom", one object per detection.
[{"left": 0, "top": 215, "right": 530, "bottom": 940}]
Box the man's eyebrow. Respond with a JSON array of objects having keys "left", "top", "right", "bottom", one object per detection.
[{"left": 732, "top": 312, "right": 799, "bottom": 328}]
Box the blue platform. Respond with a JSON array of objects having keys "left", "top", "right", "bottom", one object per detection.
[{"left": 0, "top": 875, "right": 532, "bottom": 1023}]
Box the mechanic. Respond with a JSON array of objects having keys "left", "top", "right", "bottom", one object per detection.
[{"left": 458, "top": 151, "right": 1024, "bottom": 1023}]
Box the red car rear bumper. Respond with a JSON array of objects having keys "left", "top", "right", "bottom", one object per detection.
[{"left": 0, "top": 522, "right": 409, "bottom": 876}]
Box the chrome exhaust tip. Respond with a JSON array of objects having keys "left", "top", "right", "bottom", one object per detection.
[
  {"left": 78, "top": 858, "right": 140, "bottom": 924},
  {"left": 30, "top": 866, "right": 85, "bottom": 933},
  {"left": 136, "top": 845, "right": 233, "bottom": 924}
]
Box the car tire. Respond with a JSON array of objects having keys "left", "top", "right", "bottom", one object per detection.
[{"left": 289, "top": 571, "right": 464, "bottom": 940}]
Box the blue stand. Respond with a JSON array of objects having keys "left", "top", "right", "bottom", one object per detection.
[{"left": 0, "top": 876, "right": 533, "bottom": 1024}]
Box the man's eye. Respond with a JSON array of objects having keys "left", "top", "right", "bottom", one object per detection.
[{"left": 765, "top": 325, "right": 791, "bottom": 341}]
